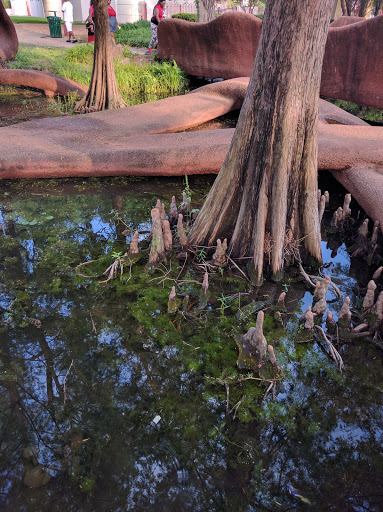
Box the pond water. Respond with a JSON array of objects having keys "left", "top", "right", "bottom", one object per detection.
[
  {"left": 0, "top": 171, "right": 382, "bottom": 512},
  {"left": 0, "top": 86, "right": 62, "bottom": 127}
]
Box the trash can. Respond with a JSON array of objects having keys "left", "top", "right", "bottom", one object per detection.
[{"left": 47, "top": 14, "right": 62, "bottom": 38}]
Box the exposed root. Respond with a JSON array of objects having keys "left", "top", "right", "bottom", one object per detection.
[{"left": 314, "top": 325, "right": 344, "bottom": 371}]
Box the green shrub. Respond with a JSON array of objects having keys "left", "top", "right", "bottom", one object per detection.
[
  {"left": 114, "top": 59, "right": 189, "bottom": 105},
  {"left": 116, "top": 20, "right": 151, "bottom": 47},
  {"left": 11, "top": 45, "right": 189, "bottom": 106},
  {"left": 172, "top": 13, "right": 197, "bottom": 22},
  {"left": 255, "top": 14, "right": 264, "bottom": 19},
  {"left": 10, "top": 16, "right": 48, "bottom": 23},
  {"left": 2, "top": 0, "right": 11, "bottom": 9},
  {"left": 65, "top": 43, "right": 94, "bottom": 64}
]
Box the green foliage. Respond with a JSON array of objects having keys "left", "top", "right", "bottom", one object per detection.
[
  {"left": 2, "top": 0, "right": 11, "bottom": 8},
  {"left": 330, "top": 98, "right": 383, "bottom": 125},
  {"left": 64, "top": 43, "right": 94, "bottom": 64},
  {"left": 11, "top": 46, "right": 189, "bottom": 106},
  {"left": 10, "top": 16, "right": 49, "bottom": 23},
  {"left": 114, "top": 59, "right": 189, "bottom": 105},
  {"left": 46, "top": 91, "right": 82, "bottom": 115},
  {"left": 115, "top": 20, "right": 151, "bottom": 47},
  {"left": 172, "top": 13, "right": 197, "bottom": 22},
  {"left": 11, "top": 45, "right": 92, "bottom": 85},
  {"left": 10, "top": 16, "right": 84, "bottom": 24},
  {"left": 183, "top": 175, "right": 191, "bottom": 196}
]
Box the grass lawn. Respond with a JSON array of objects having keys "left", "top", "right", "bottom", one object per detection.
[
  {"left": 11, "top": 43, "right": 189, "bottom": 108},
  {"left": 10, "top": 16, "right": 83, "bottom": 24}
]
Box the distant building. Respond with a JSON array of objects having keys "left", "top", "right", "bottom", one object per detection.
[{"left": 9, "top": 0, "right": 230, "bottom": 23}]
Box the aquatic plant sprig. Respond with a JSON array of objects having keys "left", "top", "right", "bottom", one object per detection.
[{"left": 207, "top": 372, "right": 283, "bottom": 417}]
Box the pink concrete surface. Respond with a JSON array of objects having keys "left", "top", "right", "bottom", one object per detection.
[
  {"left": 2, "top": 8, "right": 383, "bottom": 230},
  {"left": 321, "top": 16, "right": 383, "bottom": 109},
  {"left": 158, "top": 12, "right": 262, "bottom": 79},
  {"left": 0, "top": 69, "right": 87, "bottom": 97},
  {"left": 158, "top": 12, "right": 383, "bottom": 110},
  {"left": 330, "top": 15, "right": 365, "bottom": 27},
  {"left": 1, "top": 76, "right": 383, "bottom": 226}
]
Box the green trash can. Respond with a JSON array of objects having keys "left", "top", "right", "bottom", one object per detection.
[{"left": 47, "top": 14, "right": 62, "bottom": 38}]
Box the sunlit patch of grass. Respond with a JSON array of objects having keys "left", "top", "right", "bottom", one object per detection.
[
  {"left": 10, "top": 45, "right": 189, "bottom": 105},
  {"left": 115, "top": 20, "right": 151, "bottom": 47},
  {"left": 114, "top": 59, "right": 189, "bottom": 105}
]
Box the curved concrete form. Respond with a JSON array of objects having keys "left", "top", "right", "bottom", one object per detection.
[
  {"left": 0, "top": 69, "right": 87, "bottom": 97},
  {"left": 0, "top": 6, "right": 86, "bottom": 97},
  {"left": 321, "top": 16, "right": 383, "bottom": 109},
  {"left": 1, "top": 77, "right": 383, "bottom": 227},
  {"left": 0, "top": 0, "right": 18, "bottom": 63},
  {"left": 158, "top": 12, "right": 262, "bottom": 79},
  {"left": 330, "top": 15, "right": 365, "bottom": 28},
  {"left": 158, "top": 12, "right": 383, "bottom": 110}
]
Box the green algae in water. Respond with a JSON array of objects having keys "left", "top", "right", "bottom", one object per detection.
[{"left": 0, "top": 174, "right": 383, "bottom": 511}]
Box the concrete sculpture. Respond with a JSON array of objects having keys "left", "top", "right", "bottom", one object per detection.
[
  {"left": 0, "top": 2, "right": 85, "bottom": 97},
  {"left": 158, "top": 13, "right": 383, "bottom": 110},
  {"left": 1, "top": 11, "right": 383, "bottom": 231}
]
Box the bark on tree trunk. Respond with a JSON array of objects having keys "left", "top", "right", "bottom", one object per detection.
[
  {"left": 340, "top": 0, "right": 347, "bottom": 15},
  {"left": 198, "top": 0, "right": 215, "bottom": 22},
  {"left": 189, "top": 0, "right": 333, "bottom": 281},
  {"left": 345, "top": 0, "right": 355, "bottom": 15},
  {"left": 358, "top": 0, "right": 374, "bottom": 16},
  {"left": 75, "top": 0, "right": 125, "bottom": 112}
]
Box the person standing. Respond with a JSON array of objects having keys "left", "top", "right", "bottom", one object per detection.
[
  {"left": 89, "top": 0, "right": 95, "bottom": 21},
  {"left": 107, "top": 0, "right": 120, "bottom": 47},
  {"left": 147, "top": 0, "right": 166, "bottom": 54},
  {"left": 62, "top": 0, "right": 77, "bottom": 43},
  {"left": 86, "top": 15, "right": 95, "bottom": 43}
]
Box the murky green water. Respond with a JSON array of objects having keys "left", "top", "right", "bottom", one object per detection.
[
  {"left": 0, "top": 172, "right": 382, "bottom": 512},
  {"left": 0, "top": 87, "right": 63, "bottom": 127}
]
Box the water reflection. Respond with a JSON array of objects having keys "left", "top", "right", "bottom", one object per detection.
[{"left": 0, "top": 176, "right": 382, "bottom": 511}]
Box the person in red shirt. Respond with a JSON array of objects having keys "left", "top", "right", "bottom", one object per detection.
[
  {"left": 107, "top": 0, "right": 120, "bottom": 46},
  {"left": 147, "top": 0, "right": 166, "bottom": 53}
]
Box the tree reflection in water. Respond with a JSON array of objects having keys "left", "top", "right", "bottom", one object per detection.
[{"left": 0, "top": 176, "right": 382, "bottom": 512}]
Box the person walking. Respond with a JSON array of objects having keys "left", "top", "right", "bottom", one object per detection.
[
  {"left": 107, "top": 0, "right": 120, "bottom": 47},
  {"left": 62, "top": 0, "right": 77, "bottom": 43},
  {"left": 147, "top": 0, "right": 166, "bottom": 54}
]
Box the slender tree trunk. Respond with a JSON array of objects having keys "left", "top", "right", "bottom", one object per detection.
[
  {"left": 340, "top": 0, "right": 347, "bottom": 14},
  {"left": 331, "top": 0, "right": 343, "bottom": 18},
  {"left": 358, "top": 0, "right": 374, "bottom": 16},
  {"left": 189, "top": 0, "right": 333, "bottom": 281},
  {"left": 75, "top": 0, "right": 125, "bottom": 112},
  {"left": 198, "top": 0, "right": 215, "bottom": 22},
  {"left": 345, "top": 0, "right": 355, "bottom": 15}
]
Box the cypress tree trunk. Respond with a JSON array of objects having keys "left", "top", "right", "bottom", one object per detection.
[
  {"left": 344, "top": 1, "right": 354, "bottom": 16},
  {"left": 189, "top": 0, "right": 334, "bottom": 281},
  {"left": 75, "top": 0, "right": 125, "bottom": 112}
]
